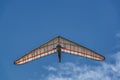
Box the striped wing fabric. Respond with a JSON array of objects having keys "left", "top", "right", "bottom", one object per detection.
[
  {"left": 14, "top": 36, "right": 105, "bottom": 65},
  {"left": 14, "top": 37, "right": 59, "bottom": 65},
  {"left": 58, "top": 37, "right": 105, "bottom": 60}
]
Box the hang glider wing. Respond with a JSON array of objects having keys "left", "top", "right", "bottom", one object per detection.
[
  {"left": 58, "top": 37, "right": 105, "bottom": 60},
  {"left": 14, "top": 36, "right": 105, "bottom": 65},
  {"left": 14, "top": 37, "right": 60, "bottom": 65}
]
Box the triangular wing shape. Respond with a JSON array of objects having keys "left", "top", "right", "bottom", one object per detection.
[
  {"left": 58, "top": 36, "right": 105, "bottom": 61},
  {"left": 14, "top": 37, "right": 60, "bottom": 65},
  {"left": 14, "top": 36, "right": 105, "bottom": 65}
]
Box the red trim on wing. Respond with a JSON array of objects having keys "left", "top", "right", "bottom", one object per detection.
[
  {"left": 16, "top": 48, "right": 56, "bottom": 64},
  {"left": 62, "top": 48, "right": 104, "bottom": 60}
]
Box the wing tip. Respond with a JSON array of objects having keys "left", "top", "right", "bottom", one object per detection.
[
  {"left": 102, "top": 56, "right": 105, "bottom": 60},
  {"left": 97, "top": 56, "right": 105, "bottom": 61},
  {"left": 14, "top": 60, "right": 21, "bottom": 65},
  {"left": 14, "top": 61, "right": 17, "bottom": 65}
]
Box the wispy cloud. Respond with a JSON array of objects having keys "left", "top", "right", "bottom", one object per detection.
[
  {"left": 115, "top": 33, "right": 120, "bottom": 38},
  {"left": 46, "top": 66, "right": 57, "bottom": 71},
  {"left": 115, "top": 33, "right": 120, "bottom": 48},
  {"left": 43, "top": 52, "right": 120, "bottom": 80}
]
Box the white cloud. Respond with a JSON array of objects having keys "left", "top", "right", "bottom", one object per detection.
[
  {"left": 116, "top": 33, "right": 120, "bottom": 38},
  {"left": 43, "top": 52, "right": 120, "bottom": 80},
  {"left": 46, "top": 66, "right": 57, "bottom": 71}
]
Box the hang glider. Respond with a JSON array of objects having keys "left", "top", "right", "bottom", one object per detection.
[{"left": 14, "top": 36, "right": 105, "bottom": 65}]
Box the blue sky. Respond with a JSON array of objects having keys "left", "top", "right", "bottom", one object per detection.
[{"left": 0, "top": 0, "right": 120, "bottom": 80}]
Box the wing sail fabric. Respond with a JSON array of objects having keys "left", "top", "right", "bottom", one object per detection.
[
  {"left": 14, "top": 36, "right": 105, "bottom": 65},
  {"left": 61, "top": 47, "right": 104, "bottom": 60},
  {"left": 14, "top": 37, "right": 59, "bottom": 65},
  {"left": 15, "top": 47, "right": 56, "bottom": 65},
  {"left": 58, "top": 36, "right": 105, "bottom": 60}
]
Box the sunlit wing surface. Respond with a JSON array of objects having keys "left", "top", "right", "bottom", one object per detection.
[
  {"left": 58, "top": 37, "right": 105, "bottom": 60},
  {"left": 14, "top": 37, "right": 59, "bottom": 65},
  {"left": 14, "top": 36, "right": 105, "bottom": 65}
]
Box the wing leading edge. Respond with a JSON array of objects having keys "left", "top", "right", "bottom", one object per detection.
[
  {"left": 14, "top": 36, "right": 105, "bottom": 65},
  {"left": 58, "top": 37, "right": 105, "bottom": 61},
  {"left": 14, "top": 37, "right": 59, "bottom": 65}
]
